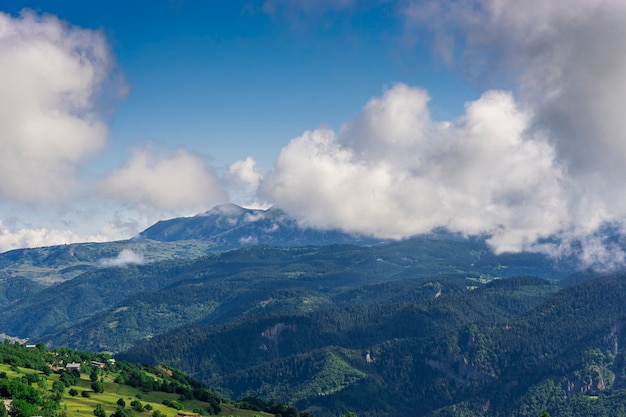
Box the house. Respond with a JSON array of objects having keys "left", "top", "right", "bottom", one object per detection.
[
  {"left": 66, "top": 362, "right": 81, "bottom": 371},
  {"left": 91, "top": 361, "right": 105, "bottom": 369}
]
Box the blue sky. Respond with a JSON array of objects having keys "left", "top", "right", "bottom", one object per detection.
[
  {"left": 1, "top": 0, "right": 626, "bottom": 269},
  {"left": 7, "top": 0, "right": 473, "bottom": 169}
]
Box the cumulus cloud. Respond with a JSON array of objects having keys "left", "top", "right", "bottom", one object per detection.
[
  {"left": 98, "top": 143, "right": 228, "bottom": 213},
  {"left": 257, "top": 0, "right": 626, "bottom": 268},
  {"left": 98, "top": 249, "right": 144, "bottom": 267},
  {"left": 228, "top": 157, "right": 262, "bottom": 188},
  {"left": 395, "top": 0, "right": 626, "bottom": 263},
  {"left": 262, "top": 84, "right": 567, "bottom": 253},
  {"left": 0, "top": 10, "right": 118, "bottom": 203},
  {"left": 402, "top": 0, "right": 626, "bottom": 179},
  {"left": 226, "top": 157, "right": 268, "bottom": 208}
]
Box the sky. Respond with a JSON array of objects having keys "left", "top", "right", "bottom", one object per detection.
[{"left": 1, "top": 0, "right": 626, "bottom": 269}]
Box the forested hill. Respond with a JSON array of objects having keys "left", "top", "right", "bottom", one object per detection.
[
  {"left": 0, "top": 340, "right": 308, "bottom": 417},
  {"left": 118, "top": 274, "right": 626, "bottom": 417},
  {"left": 2, "top": 236, "right": 572, "bottom": 353}
]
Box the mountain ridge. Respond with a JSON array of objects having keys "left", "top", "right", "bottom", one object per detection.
[{"left": 138, "top": 204, "right": 386, "bottom": 248}]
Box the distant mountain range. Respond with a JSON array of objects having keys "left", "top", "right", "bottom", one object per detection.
[
  {"left": 0, "top": 204, "right": 385, "bottom": 286},
  {"left": 1, "top": 203, "right": 621, "bottom": 417}
]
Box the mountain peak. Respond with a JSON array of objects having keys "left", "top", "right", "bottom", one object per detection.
[
  {"left": 199, "top": 203, "right": 248, "bottom": 217},
  {"left": 139, "top": 204, "right": 382, "bottom": 249}
]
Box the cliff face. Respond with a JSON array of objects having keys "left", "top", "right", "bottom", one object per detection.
[
  {"left": 426, "top": 349, "right": 492, "bottom": 389},
  {"left": 260, "top": 322, "right": 297, "bottom": 358}
]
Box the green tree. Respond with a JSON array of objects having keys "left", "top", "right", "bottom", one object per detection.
[
  {"left": 116, "top": 399, "right": 126, "bottom": 408},
  {"left": 59, "top": 371, "right": 78, "bottom": 387},
  {"left": 68, "top": 389, "right": 79, "bottom": 396},
  {"left": 111, "top": 408, "right": 136, "bottom": 417},
  {"left": 90, "top": 369, "right": 100, "bottom": 382},
  {"left": 91, "top": 381, "right": 104, "bottom": 393},
  {"left": 23, "top": 374, "right": 38, "bottom": 384},
  {"left": 93, "top": 404, "right": 106, "bottom": 417},
  {"left": 51, "top": 381, "right": 65, "bottom": 402},
  {"left": 130, "top": 400, "right": 143, "bottom": 412},
  {"left": 10, "top": 399, "right": 37, "bottom": 417}
]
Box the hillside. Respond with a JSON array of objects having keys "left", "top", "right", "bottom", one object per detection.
[
  {"left": 0, "top": 204, "right": 613, "bottom": 417},
  {"left": 0, "top": 240, "right": 211, "bottom": 289},
  {"left": 117, "top": 275, "right": 626, "bottom": 417},
  {"left": 16, "top": 237, "right": 573, "bottom": 352},
  {"left": 0, "top": 341, "right": 308, "bottom": 417},
  {"left": 116, "top": 276, "right": 557, "bottom": 415}
]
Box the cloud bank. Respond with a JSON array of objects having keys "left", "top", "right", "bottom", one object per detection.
[
  {"left": 259, "top": 0, "right": 626, "bottom": 268},
  {"left": 262, "top": 84, "right": 567, "bottom": 253},
  {"left": 0, "top": 10, "right": 115, "bottom": 203},
  {"left": 402, "top": 0, "right": 626, "bottom": 182},
  {"left": 0, "top": 220, "right": 93, "bottom": 253}
]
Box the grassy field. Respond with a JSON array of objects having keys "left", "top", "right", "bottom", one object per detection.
[{"left": 0, "top": 363, "right": 272, "bottom": 417}]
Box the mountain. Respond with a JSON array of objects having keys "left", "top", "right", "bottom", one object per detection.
[
  {"left": 0, "top": 204, "right": 383, "bottom": 290},
  {"left": 0, "top": 204, "right": 610, "bottom": 417},
  {"left": 118, "top": 274, "right": 626, "bottom": 417},
  {"left": 139, "top": 203, "right": 385, "bottom": 248},
  {"left": 0, "top": 203, "right": 585, "bottom": 292},
  {"left": 1, "top": 235, "right": 572, "bottom": 352},
  {"left": 0, "top": 239, "right": 211, "bottom": 289}
]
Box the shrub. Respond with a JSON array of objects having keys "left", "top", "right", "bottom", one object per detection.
[{"left": 91, "top": 381, "right": 104, "bottom": 393}]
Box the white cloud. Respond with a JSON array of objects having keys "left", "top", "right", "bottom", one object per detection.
[
  {"left": 239, "top": 236, "right": 259, "bottom": 246},
  {"left": 98, "top": 143, "right": 228, "bottom": 213},
  {"left": 226, "top": 157, "right": 270, "bottom": 208},
  {"left": 0, "top": 220, "right": 109, "bottom": 253},
  {"left": 262, "top": 84, "right": 568, "bottom": 253},
  {"left": 391, "top": 0, "right": 626, "bottom": 264},
  {"left": 98, "top": 249, "right": 144, "bottom": 267},
  {"left": 402, "top": 0, "right": 626, "bottom": 179},
  {"left": 229, "top": 157, "right": 262, "bottom": 188},
  {"left": 0, "top": 10, "right": 118, "bottom": 203}
]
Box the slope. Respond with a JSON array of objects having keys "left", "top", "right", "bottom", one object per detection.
[
  {"left": 117, "top": 276, "right": 562, "bottom": 416},
  {"left": 36, "top": 237, "right": 571, "bottom": 352}
]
